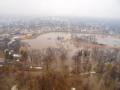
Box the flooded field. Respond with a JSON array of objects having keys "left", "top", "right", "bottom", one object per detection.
[
  {"left": 97, "top": 36, "right": 120, "bottom": 47},
  {"left": 23, "top": 32, "right": 73, "bottom": 49},
  {"left": 23, "top": 32, "right": 120, "bottom": 49}
]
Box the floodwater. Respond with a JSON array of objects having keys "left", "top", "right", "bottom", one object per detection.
[
  {"left": 75, "top": 33, "right": 120, "bottom": 47},
  {"left": 97, "top": 36, "right": 120, "bottom": 47},
  {"left": 23, "top": 32, "right": 72, "bottom": 49},
  {"left": 23, "top": 32, "right": 120, "bottom": 49}
]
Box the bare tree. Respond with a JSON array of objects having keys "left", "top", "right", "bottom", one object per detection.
[{"left": 72, "top": 50, "right": 82, "bottom": 74}]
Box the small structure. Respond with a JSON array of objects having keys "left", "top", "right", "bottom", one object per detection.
[
  {"left": 4, "top": 49, "right": 21, "bottom": 62},
  {"left": 13, "top": 54, "right": 21, "bottom": 59}
]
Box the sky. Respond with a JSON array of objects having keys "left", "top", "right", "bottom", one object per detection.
[{"left": 0, "top": 0, "right": 120, "bottom": 18}]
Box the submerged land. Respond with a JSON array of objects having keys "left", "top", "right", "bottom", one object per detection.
[{"left": 0, "top": 17, "right": 120, "bottom": 90}]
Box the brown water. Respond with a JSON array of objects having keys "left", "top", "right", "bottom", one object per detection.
[
  {"left": 23, "top": 32, "right": 72, "bottom": 49},
  {"left": 24, "top": 32, "right": 120, "bottom": 49}
]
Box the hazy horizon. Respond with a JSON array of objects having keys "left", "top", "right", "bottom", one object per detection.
[{"left": 0, "top": 0, "right": 120, "bottom": 19}]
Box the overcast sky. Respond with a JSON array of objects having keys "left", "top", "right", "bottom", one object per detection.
[{"left": 0, "top": 0, "right": 120, "bottom": 18}]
